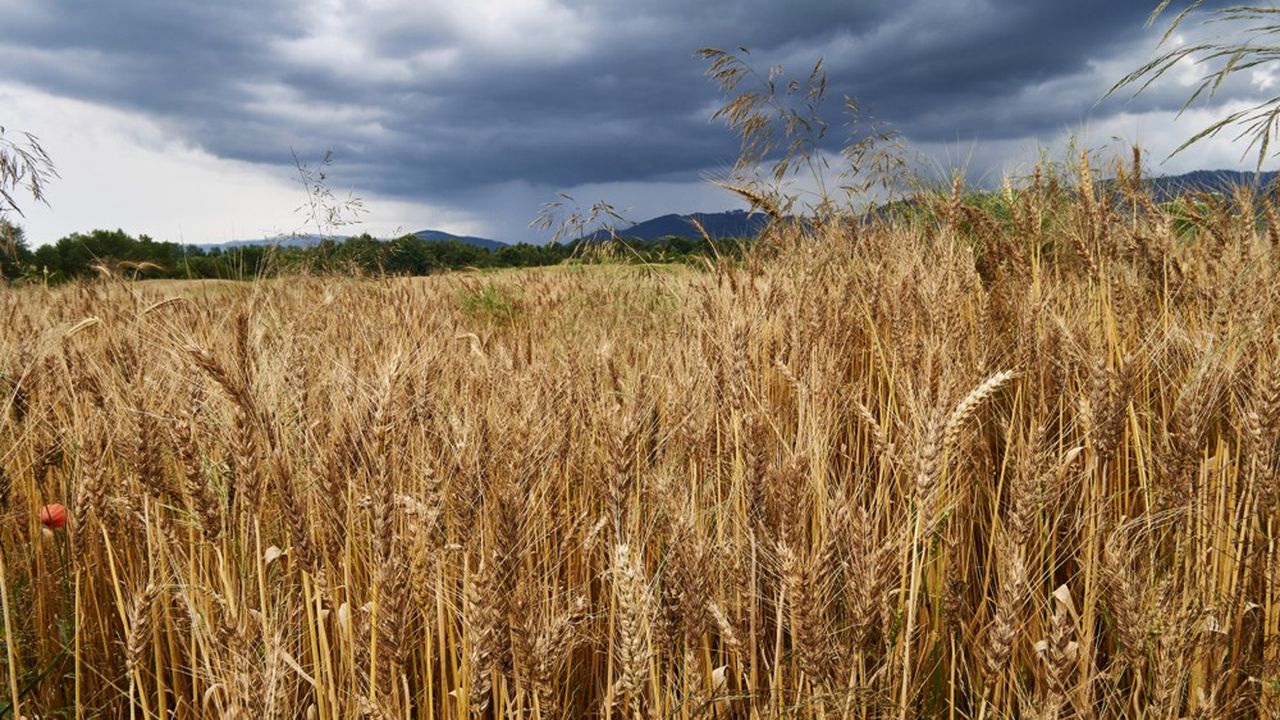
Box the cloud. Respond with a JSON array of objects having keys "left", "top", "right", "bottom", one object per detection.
[
  {"left": 0, "top": 0, "right": 1273, "bottom": 244},
  {"left": 1, "top": 83, "right": 485, "bottom": 245}
]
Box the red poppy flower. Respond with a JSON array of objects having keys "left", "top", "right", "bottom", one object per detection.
[{"left": 40, "top": 503, "right": 67, "bottom": 531}]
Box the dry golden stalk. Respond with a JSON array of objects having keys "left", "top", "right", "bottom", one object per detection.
[
  {"left": 667, "top": 512, "right": 712, "bottom": 645},
  {"left": 913, "top": 408, "right": 946, "bottom": 511},
  {"left": 1151, "top": 582, "right": 1199, "bottom": 718},
  {"left": 1073, "top": 152, "right": 1102, "bottom": 279},
  {"left": 186, "top": 344, "right": 252, "bottom": 415},
  {"left": 781, "top": 543, "right": 834, "bottom": 688},
  {"left": 984, "top": 533, "right": 1026, "bottom": 686},
  {"left": 1130, "top": 145, "right": 1143, "bottom": 199},
  {"left": 132, "top": 402, "right": 170, "bottom": 501},
  {"left": 851, "top": 394, "right": 895, "bottom": 464},
  {"left": 707, "top": 601, "right": 740, "bottom": 652},
  {"left": 943, "top": 369, "right": 1016, "bottom": 457},
  {"left": 819, "top": 491, "right": 853, "bottom": 583},
  {"left": 1265, "top": 199, "right": 1280, "bottom": 248},
  {"left": 845, "top": 504, "right": 896, "bottom": 653},
  {"left": 1088, "top": 358, "right": 1133, "bottom": 463},
  {"left": 464, "top": 558, "right": 501, "bottom": 716},
  {"left": 1163, "top": 363, "right": 1222, "bottom": 510},
  {"left": 530, "top": 597, "right": 586, "bottom": 719},
  {"left": 947, "top": 172, "right": 965, "bottom": 229},
  {"left": 606, "top": 410, "right": 640, "bottom": 530},
  {"left": 264, "top": 633, "right": 297, "bottom": 719},
  {"left": 744, "top": 415, "right": 771, "bottom": 530},
  {"left": 713, "top": 181, "right": 783, "bottom": 222},
  {"left": 231, "top": 404, "right": 261, "bottom": 515},
  {"left": 188, "top": 344, "right": 263, "bottom": 516},
  {"left": 376, "top": 551, "right": 412, "bottom": 693},
  {"left": 125, "top": 582, "right": 160, "bottom": 678},
  {"left": 770, "top": 453, "right": 809, "bottom": 547},
  {"left": 1100, "top": 531, "right": 1147, "bottom": 665},
  {"left": 272, "top": 448, "right": 316, "bottom": 570},
  {"left": 1035, "top": 584, "right": 1079, "bottom": 719},
  {"left": 177, "top": 418, "right": 222, "bottom": 541},
  {"left": 320, "top": 447, "right": 351, "bottom": 564},
  {"left": 611, "top": 543, "right": 652, "bottom": 717},
  {"left": 73, "top": 436, "right": 108, "bottom": 532},
  {"left": 773, "top": 357, "right": 804, "bottom": 401}
]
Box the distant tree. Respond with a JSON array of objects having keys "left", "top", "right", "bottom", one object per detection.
[
  {"left": 15, "top": 217, "right": 724, "bottom": 284},
  {"left": 658, "top": 235, "right": 696, "bottom": 254},
  {"left": 385, "top": 235, "right": 433, "bottom": 275},
  {"left": 333, "top": 234, "right": 385, "bottom": 274},
  {"left": 1111, "top": 2, "right": 1280, "bottom": 167},
  {"left": 0, "top": 219, "right": 33, "bottom": 280},
  {"left": 32, "top": 243, "right": 61, "bottom": 280},
  {"left": 428, "top": 239, "right": 486, "bottom": 268},
  {"left": 493, "top": 242, "right": 552, "bottom": 267}
]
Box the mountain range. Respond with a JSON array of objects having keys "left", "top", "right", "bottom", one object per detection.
[
  {"left": 410, "top": 229, "right": 507, "bottom": 251},
  {"left": 581, "top": 210, "right": 772, "bottom": 242},
  {"left": 1137, "top": 169, "right": 1277, "bottom": 201},
  {"left": 202, "top": 170, "right": 1278, "bottom": 251},
  {"left": 202, "top": 228, "right": 508, "bottom": 252},
  {"left": 205, "top": 210, "right": 774, "bottom": 250}
]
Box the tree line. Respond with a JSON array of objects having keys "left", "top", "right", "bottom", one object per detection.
[{"left": 0, "top": 224, "right": 729, "bottom": 283}]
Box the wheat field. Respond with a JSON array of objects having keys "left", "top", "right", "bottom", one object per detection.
[{"left": 2, "top": 159, "right": 1280, "bottom": 718}]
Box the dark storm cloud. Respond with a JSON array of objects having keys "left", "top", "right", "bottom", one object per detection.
[
  {"left": 0, "top": 2, "right": 293, "bottom": 108},
  {"left": 0, "top": 0, "right": 1258, "bottom": 204}
]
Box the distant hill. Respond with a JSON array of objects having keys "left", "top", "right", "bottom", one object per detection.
[
  {"left": 411, "top": 229, "right": 507, "bottom": 250},
  {"left": 201, "top": 234, "right": 328, "bottom": 251},
  {"left": 1136, "top": 169, "right": 1278, "bottom": 201},
  {"left": 204, "top": 229, "right": 508, "bottom": 251},
  {"left": 583, "top": 210, "right": 772, "bottom": 242}
]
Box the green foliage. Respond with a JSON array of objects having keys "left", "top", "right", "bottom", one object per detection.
[
  {"left": 12, "top": 228, "right": 737, "bottom": 285},
  {"left": 0, "top": 220, "right": 34, "bottom": 281},
  {"left": 457, "top": 281, "right": 523, "bottom": 325}
]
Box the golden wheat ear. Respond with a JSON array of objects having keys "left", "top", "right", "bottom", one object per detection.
[{"left": 712, "top": 180, "right": 784, "bottom": 223}]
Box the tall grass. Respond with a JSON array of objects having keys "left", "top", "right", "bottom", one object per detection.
[{"left": 3, "top": 147, "right": 1280, "bottom": 718}]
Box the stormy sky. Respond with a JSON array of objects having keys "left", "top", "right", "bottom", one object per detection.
[{"left": 0, "top": 0, "right": 1272, "bottom": 245}]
